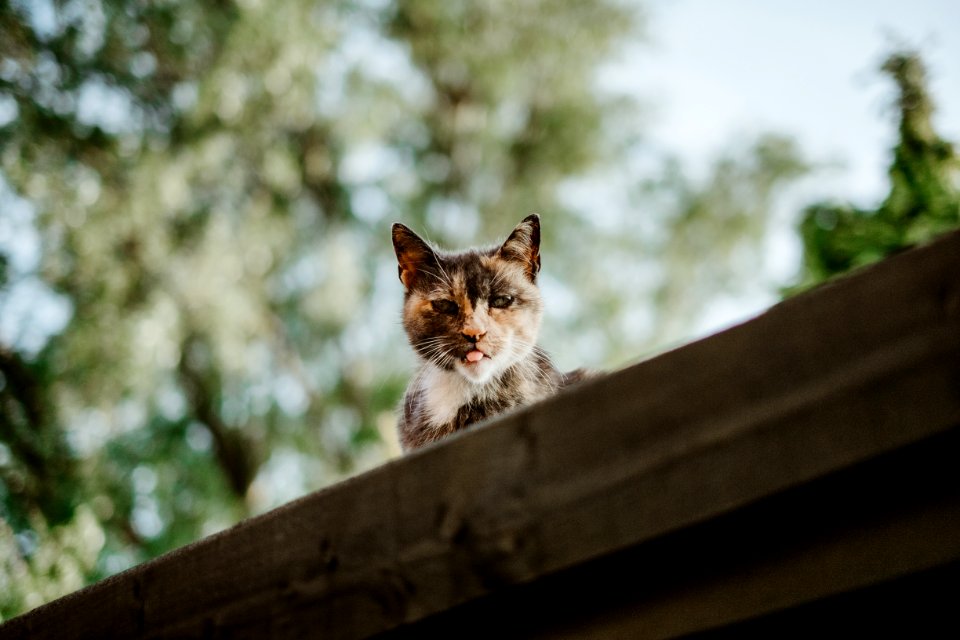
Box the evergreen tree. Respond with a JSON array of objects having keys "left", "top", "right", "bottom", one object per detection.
[{"left": 799, "top": 52, "right": 959, "bottom": 285}]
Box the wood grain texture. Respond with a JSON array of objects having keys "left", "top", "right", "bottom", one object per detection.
[{"left": 3, "top": 230, "right": 960, "bottom": 639}]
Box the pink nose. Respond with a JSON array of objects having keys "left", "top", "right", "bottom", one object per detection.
[{"left": 462, "top": 326, "right": 486, "bottom": 343}]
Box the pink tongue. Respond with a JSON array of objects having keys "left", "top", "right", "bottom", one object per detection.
[{"left": 465, "top": 350, "right": 485, "bottom": 363}]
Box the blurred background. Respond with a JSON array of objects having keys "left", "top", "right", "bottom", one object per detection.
[{"left": 1, "top": 0, "right": 957, "bottom": 619}]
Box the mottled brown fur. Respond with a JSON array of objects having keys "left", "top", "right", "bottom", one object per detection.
[{"left": 392, "top": 214, "right": 587, "bottom": 451}]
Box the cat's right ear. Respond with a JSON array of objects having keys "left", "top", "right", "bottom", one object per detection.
[{"left": 392, "top": 223, "right": 436, "bottom": 290}]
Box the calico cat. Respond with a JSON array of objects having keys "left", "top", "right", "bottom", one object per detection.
[{"left": 392, "top": 214, "right": 587, "bottom": 451}]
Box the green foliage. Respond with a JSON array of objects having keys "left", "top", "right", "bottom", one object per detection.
[
  {"left": 0, "top": 505, "right": 104, "bottom": 618},
  {"left": 798, "top": 52, "right": 960, "bottom": 286}
]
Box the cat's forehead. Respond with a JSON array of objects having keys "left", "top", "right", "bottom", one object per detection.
[{"left": 423, "top": 251, "right": 526, "bottom": 297}]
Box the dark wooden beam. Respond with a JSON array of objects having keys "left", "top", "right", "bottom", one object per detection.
[{"left": 3, "top": 230, "right": 959, "bottom": 639}]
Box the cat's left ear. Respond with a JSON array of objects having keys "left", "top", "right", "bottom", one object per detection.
[{"left": 498, "top": 213, "right": 541, "bottom": 282}]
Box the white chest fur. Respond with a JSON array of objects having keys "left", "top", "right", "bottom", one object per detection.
[
  {"left": 414, "top": 355, "right": 550, "bottom": 430},
  {"left": 418, "top": 365, "right": 475, "bottom": 428}
]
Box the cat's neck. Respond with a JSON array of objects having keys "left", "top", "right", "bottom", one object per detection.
[{"left": 416, "top": 347, "right": 557, "bottom": 429}]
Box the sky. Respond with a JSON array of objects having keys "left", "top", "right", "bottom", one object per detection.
[
  {"left": 618, "top": 0, "right": 960, "bottom": 335},
  {"left": 638, "top": 0, "right": 960, "bottom": 200}
]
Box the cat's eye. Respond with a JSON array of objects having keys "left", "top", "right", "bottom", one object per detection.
[
  {"left": 490, "top": 294, "right": 514, "bottom": 309},
  {"left": 431, "top": 299, "right": 459, "bottom": 315}
]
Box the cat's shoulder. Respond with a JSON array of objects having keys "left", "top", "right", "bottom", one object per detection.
[{"left": 560, "top": 367, "right": 595, "bottom": 387}]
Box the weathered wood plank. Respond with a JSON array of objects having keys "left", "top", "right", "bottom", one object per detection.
[
  {"left": 387, "top": 428, "right": 960, "bottom": 638},
  {"left": 2, "top": 230, "right": 959, "bottom": 639}
]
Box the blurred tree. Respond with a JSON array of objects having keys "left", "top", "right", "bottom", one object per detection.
[
  {"left": 2, "top": 0, "right": 247, "bottom": 616},
  {"left": 0, "top": 0, "right": 820, "bottom": 620},
  {"left": 639, "top": 134, "right": 809, "bottom": 346},
  {"left": 0, "top": 0, "right": 651, "bottom": 619},
  {"left": 798, "top": 52, "right": 959, "bottom": 286}
]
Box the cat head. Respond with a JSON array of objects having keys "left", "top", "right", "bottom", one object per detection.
[{"left": 392, "top": 214, "right": 543, "bottom": 385}]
